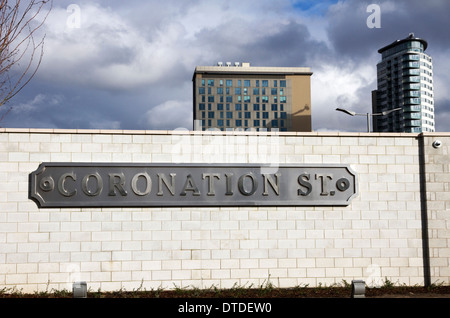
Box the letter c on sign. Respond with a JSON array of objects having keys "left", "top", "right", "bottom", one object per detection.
[{"left": 58, "top": 173, "right": 77, "bottom": 197}]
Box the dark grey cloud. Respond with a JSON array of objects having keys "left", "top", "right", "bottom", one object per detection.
[
  {"left": 195, "top": 19, "right": 330, "bottom": 67},
  {"left": 327, "top": 0, "right": 450, "bottom": 59}
]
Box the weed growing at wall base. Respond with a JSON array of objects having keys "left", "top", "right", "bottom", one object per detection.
[{"left": 1, "top": 280, "right": 449, "bottom": 298}]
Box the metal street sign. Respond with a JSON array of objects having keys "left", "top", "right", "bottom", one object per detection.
[{"left": 29, "top": 163, "right": 358, "bottom": 208}]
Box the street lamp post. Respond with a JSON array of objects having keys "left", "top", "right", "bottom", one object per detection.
[{"left": 336, "top": 107, "right": 402, "bottom": 132}]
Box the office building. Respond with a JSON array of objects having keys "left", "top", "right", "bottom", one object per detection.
[
  {"left": 193, "top": 62, "right": 312, "bottom": 131},
  {"left": 372, "top": 33, "right": 435, "bottom": 132}
]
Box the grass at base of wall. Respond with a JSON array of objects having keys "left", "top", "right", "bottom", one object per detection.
[{"left": 1, "top": 278, "right": 449, "bottom": 298}]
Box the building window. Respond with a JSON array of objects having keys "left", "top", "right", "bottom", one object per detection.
[
  {"left": 199, "top": 103, "right": 205, "bottom": 110},
  {"left": 208, "top": 79, "right": 214, "bottom": 86},
  {"left": 235, "top": 104, "right": 242, "bottom": 111},
  {"left": 271, "top": 88, "right": 277, "bottom": 95},
  {"left": 245, "top": 112, "right": 251, "bottom": 119},
  {"left": 280, "top": 96, "right": 287, "bottom": 103},
  {"left": 236, "top": 120, "right": 242, "bottom": 127},
  {"left": 217, "top": 87, "right": 223, "bottom": 94},
  {"left": 244, "top": 80, "right": 250, "bottom": 87},
  {"left": 199, "top": 87, "right": 205, "bottom": 94},
  {"left": 208, "top": 96, "right": 214, "bottom": 102},
  {"left": 217, "top": 104, "right": 223, "bottom": 110},
  {"left": 253, "top": 104, "right": 260, "bottom": 111},
  {"left": 208, "top": 112, "right": 214, "bottom": 119},
  {"left": 226, "top": 80, "right": 233, "bottom": 87},
  {"left": 253, "top": 88, "right": 260, "bottom": 95},
  {"left": 227, "top": 112, "right": 233, "bottom": 119},
  {"left": 218, "top": 120, "right": 224, "bottom": 126},
  {"left": 235, "top": 87, "right": 241, "bottom": 95},
  {"left": 254, "top": 120, "right": 260, "bottom": 126},
  {"left": 280, "top": 80, "right": 286, "bottom": 87},
  {"left": 271, "top": 104, "right": 277, "bottom": 111},
  {"left": 262, "top": 80, "right": 268, "bottom": 87}
]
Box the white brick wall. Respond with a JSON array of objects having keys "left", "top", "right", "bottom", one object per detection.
[{"left": 0, "top": 128, "right": 449, "bottom": 293}]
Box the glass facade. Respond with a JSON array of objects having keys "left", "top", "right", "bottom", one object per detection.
[
  {"left": 195, "top": 75, "right": 291, "bottom": 131},
  {"left": 373, "top": 34, "right": 435, "bottom": 133}
]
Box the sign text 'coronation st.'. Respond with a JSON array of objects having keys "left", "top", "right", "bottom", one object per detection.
[{"left": 29, "top": 163, "right": 358, "bottom": 208}]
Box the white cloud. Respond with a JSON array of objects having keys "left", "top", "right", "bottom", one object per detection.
[
  {"left": 311, "top": 60, "right": 377, "bottom": 131},
  {"left": 145, "top": 100, "right": 193, "bottom": 130},
  {"left": 40, "top": 3, "right": 196, "bottom": 91},
  {"left": 13, "top": 94, "right": 63, "bottom": 113}
]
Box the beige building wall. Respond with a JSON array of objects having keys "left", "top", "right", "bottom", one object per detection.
[
  {"left": 288, "top": 75, "right": 312, "bottom": 132},
  {"left": 0, "top": 128, "right": 449, "bottom": 293}
]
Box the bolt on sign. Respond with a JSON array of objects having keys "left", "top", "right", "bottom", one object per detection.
[{"left": 29, "top": 163, "right": 358, "bottom": 208}]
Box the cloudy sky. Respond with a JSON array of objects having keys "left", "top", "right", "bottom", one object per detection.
[{"left": 1, "top": 0, "right": 449, "bottom": 132}]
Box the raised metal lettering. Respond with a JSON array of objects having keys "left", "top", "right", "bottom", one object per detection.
[
  {"left": 298, "top": 173, "right": 312, "bottom": 196},
  {"left": 81, "top": 173, "right": 103, "bottom": 197},
  {"left": 202, "top": 173, "right": 220, "bottom": 196},
  {"left": 262, "top": 173, "right": 280, "bottom": 196},
  {"left": 238, "top": 173, "right": 257, "bottom": 196},
  {"left": 108, "top": 173, "right": 127, "bottom": 196},
  {"left": 316, "top": 173, "right": 333, "bottom": 196},
  {"left": 131, "top": 172, "right": 152, "bottom": 196},
  {"left": 225, "top": 173, "right": 233, "bottom": 196},
  {"left": 157, "top": 173, "right": 176, "bottom": 196},
  {"left": 58, "top": 173, "right": 76, "bottom": 197},
  {"left": 180, "top": 174, "right": 201, "bottom": 196}
]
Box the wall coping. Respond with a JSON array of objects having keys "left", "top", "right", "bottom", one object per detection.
[{"left": 1, "top": 127, "right": 450, "bottom": 137}]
